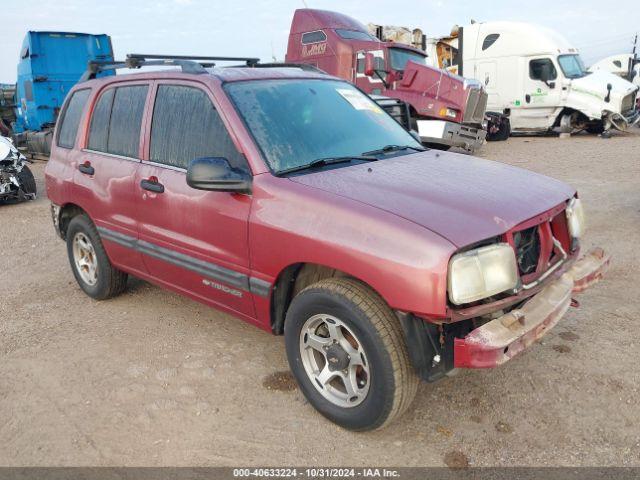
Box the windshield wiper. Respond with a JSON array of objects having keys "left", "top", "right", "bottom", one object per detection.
[
  {"left": 362, "top": 144, "right": 426, "bottom": 156},
  {"left": 275, "top": 156, "right": 377, "bottom": 176}
]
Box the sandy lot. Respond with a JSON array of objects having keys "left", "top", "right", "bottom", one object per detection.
[{"left": 1, "top": 129, "right": 639, "bottom": 467}]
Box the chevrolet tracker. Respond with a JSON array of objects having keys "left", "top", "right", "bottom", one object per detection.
[{"left": 45, "top": 54, "right": 610, "bottom": 431}]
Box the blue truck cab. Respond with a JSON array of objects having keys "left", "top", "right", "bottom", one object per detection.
[{"left": 14, "top": 31, "right": 113, "bottom": 153}]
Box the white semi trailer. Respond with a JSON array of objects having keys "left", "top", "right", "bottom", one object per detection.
[{"left": 426, "top": 21, "right": 640, "bottom": 135}]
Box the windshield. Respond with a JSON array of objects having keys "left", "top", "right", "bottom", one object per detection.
[
  {"left": 225, "top": 79, "right": 422, "bottom": 174},
  {"left": 388, "top": 48, "right": 428, "bottom": 71},
  {"left": 558, "top": 54, "right": 588, "bottom": 79}
]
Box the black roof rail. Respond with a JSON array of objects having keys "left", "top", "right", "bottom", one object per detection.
[
  {"left": 250, "top": 62, "right": 327, "bottom": 74},
  {"left": 80, "top": 53, "right": 261, "bottom": 82},
  {"left": 127, "top": 53, "right": 260, "bottom": 66}
]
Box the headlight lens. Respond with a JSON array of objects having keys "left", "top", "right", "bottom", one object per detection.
[
  {"left": 439, "top": 107, "right": 458, "bottom": 118},
  {"left": 448, "top": 243, "right": 519, "bottom": 305},
  {"left": 566, "top": 197, "right": 585, "bottom": 238}
]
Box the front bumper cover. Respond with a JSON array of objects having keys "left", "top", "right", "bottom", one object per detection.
[
  {"left": 453, "top": 247, "right": 611, "bottom": 368},
  {"left": 416, "top": 119, "right": 486, "bottom": 153}
]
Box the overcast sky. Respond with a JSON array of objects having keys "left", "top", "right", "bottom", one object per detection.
[{"left": 1, "top": 0, "right": 638, "bottom": 83}]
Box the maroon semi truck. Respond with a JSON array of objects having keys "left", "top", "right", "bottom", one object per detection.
[{"left": 285, "top": 8, "right": 489, "bottom": 152}]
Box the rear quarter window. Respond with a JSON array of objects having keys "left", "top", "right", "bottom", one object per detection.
[{"left": 57, "top": 89, "right": 90, "bottom": 149}]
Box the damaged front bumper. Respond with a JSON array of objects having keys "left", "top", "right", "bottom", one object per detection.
[
  {"left": 605, "top": 108, "right": 640, "bottom": 131},
  {"left": 453, "top": 248, "right": 611, "bottom": 368},
  {"left": 416, "top": 119, "right": 486, "bottom": 153}
]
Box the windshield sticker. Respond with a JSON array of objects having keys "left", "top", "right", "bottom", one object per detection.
[{"left": 336, "top": 88, "right": 382, "bottom": 113}]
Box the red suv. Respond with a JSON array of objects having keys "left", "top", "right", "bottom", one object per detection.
[{"left": 45, "top": 55, "right": 609, "bottom": 431}]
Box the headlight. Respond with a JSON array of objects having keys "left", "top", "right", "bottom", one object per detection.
[
  {"left": 448, "top": 243, "right": 519, "bottom": 305},
  {"left": 439, "top": 107, "right": 458, "bottom": 119},
  {"left": 566, "top": 197, "right": 585, "bottom": 238}
]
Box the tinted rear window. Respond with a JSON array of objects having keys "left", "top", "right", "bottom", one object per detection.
[
  {"left": 107, "top": 86, "right": 148, "bottom": 158},
  {"left": 57, "top": 89, "right": 90, "bottom": 149},
  {"left": 88, "top": 88, "right": 115, "bottom": 152},
  {"left": 150, "top": 85, "right": 246, "bottom": 171}
]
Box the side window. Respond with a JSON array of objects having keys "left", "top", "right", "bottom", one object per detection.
[
  {"left": 150, "top": 85, "right": 247, "bottom": 172},
  {"left": 57, "top": 89, "right": 90, "bottom": 149},
  {"left": 107, "top": 86, "right": 148, "bottom": 158},
  {"left": 529, "top": 58, "right": 557, "bottom": 81},
  {"left": 88, "top": 88, "right": 115, "bottom": 152},
  {"left": 87, "top": 85, "right": 147, "bottom": 158},
  {"left": 301, "top": 30, "right": 327, "bottom": 45},
  {"left": 482, "top": 34, "right": 500, "bottom": 51}
]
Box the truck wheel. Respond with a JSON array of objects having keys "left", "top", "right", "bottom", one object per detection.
[
  {"left": 487, "top": 117, "right": 510, "bottom": 141},
  {"left": 66, "top": 214, "right": 128, "bottom": 300},
  {"left": 284, "top": 278, "right": 418, "bottom": 431},
  {"left": 18, "top": 165, "right": 37, "bottom": 197},
  {"left": 586, "top": 122, "right": 605, "bottom": 135}
]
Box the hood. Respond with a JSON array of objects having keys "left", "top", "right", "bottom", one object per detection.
[
  {"left": 398, "top": 61, "right": 467, "bottom": 111},
  {"left": 289, "top": 151, "right": 575, "bottom": 247},
  {"left": 571, "top": 70, "right": 638, "bottom": 110}
]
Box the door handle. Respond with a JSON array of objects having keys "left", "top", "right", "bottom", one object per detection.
[
  {"left": 140, "top": 178, "right": 164, "bottom": 193},
  {"left": 78, "top": 162, "right": 94, "bottom": 175}
]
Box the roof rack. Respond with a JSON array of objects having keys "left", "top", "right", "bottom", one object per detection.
[{"left": 80, "top": 53, "right": 261, "bottom": 81}]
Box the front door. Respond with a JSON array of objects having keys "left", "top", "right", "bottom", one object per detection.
[
  {"left": 512, "top": 56, "right": 563, "bottom": 130},
  {"left": 135, "top": 81, "right": 255, "bottom": 318}
]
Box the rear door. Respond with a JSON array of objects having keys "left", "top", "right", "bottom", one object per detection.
[
  {"left": 72, "top": 82, "right": 150, "bottom": 274},
  {"left": 135, "top": 80, "right": 255, "bottom": 317}
]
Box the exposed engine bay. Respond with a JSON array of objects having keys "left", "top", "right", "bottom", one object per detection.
[{"left": 0, "top": 136, "right": 36, "bottom": 203}]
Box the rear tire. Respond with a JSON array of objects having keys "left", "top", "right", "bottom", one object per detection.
[
  {"left": 66, "top": 214, "right": 128, "bottom": 300},
  {"left": 284, "top": 278, "right": 418, "bottom": 431},
  {"left": 18, "top": 165, "right": 37, "bottom": 197}
]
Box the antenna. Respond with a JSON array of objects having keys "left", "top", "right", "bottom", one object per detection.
[
  {"left": 301, "top": 0, "right": 309, "bottom": 7},
  {"left": 630, "top": 33, "right": 638, "bottom": 81}
]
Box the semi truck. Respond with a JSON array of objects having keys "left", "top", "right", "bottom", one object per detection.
[
  {"left": 285, "top": 9, "right": 491, "bottom": 152},
  {"left": 589, "top": 53, "right": 640, "bottom": 88},
  {"left": 425, "top": 21, "right": 640, "bottom": 135},
  {"left": 13, "top": 31, "right": 114, "bottom": 156}
]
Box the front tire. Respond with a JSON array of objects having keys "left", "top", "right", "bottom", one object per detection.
[
  {"left": 284, "top": 278, "right": 418, "bottom": 431},
  {"left": 66, "top": 214, "right": 128, "bottom": 300}
]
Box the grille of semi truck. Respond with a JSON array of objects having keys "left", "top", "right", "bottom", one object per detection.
[
  {"left": 621, "top": 91, "right": 637, "bottom": 115},
  {"left": 463, "top": 87, "right": 488, "bottom": 125}
]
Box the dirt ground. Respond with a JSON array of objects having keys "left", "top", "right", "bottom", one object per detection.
[{"left": 1, "top": 129, "right": 639, "bottom": 467}]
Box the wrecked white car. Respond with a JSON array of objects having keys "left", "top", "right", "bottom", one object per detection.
[{"left": 0, "top": 136, "right": 36, "bottom": 203}]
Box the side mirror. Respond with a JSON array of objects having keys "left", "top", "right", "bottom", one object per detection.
[
  {"left": 364, "top": 52, "right": 376, "bottom": 77},
  {"left": 604, "top": 83, "right": 612, "bottom": 103},
  {"left": 539, "top": 63, "right": 555, "bottom": 88},
  {"left": 186, "top": 157, "right": 251, "bottom": 194},
  {"left": 539, "top": 63, "right": 550, "bottom": 82}
]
